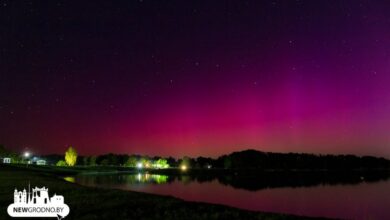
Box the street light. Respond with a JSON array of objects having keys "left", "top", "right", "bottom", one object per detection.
[
  {"left": 24, "top": 152, "right": 30, "bottom": 158},
  {"left": 23, "top": 151, "right": 31, "bottom": 166},
  {"left": 180, "top": 165, "right": 187, "bottom": 171}
]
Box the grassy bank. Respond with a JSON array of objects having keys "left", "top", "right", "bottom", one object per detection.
[{"left": 0, "top": 165, "right": 324, "bottom": 220}]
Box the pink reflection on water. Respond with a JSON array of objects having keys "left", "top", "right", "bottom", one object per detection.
[{"left": 126, "top": 179, "right": 390, "bottom": 219}]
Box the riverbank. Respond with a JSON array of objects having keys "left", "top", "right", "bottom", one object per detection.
[
  {"left": 0, "top": 165, "right": 325, "bottom": 220},
  {"left": 5, "top": 164, "right": 390, "bottom": 191}
]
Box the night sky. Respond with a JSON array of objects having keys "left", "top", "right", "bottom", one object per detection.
[{"left": 2, "top": 0, "right": 390, "bottom": 157}]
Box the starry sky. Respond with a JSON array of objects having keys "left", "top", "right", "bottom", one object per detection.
[{"left": 1, "top": 0, "right": 390, "bottom": 157}]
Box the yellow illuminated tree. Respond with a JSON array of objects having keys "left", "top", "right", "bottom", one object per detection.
[
  {"left": 154, "top": 158, "right": 169, "bottom": 169},
  {"left": 65, "top": 146, "right": 77, "bottom": 166}
]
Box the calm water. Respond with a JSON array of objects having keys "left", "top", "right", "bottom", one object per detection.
[{"left": 65, "top": 172, "right": 390, "bottom": 219}]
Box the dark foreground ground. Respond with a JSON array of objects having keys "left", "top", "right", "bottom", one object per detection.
[{"left": 0, "top": 165, "right": 327, "bottom": 220}]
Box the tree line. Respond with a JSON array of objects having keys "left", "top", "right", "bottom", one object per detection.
[
  {"left": 43, "top": 148, "right": 390, "bottom": 170},
  {"left": 1, "top": 144, "right": 389, "bottom": 170}
]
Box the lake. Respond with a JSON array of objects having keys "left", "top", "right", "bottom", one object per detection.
[{"left": 65, "top": 171, "right": 390, "bottom": 219}]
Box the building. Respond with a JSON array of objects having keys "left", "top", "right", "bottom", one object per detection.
[
  {"left": 3, "top": 158, "right": 11, "bottom": 164},
  {"left": 36, "top": 160, "right": 46, "bottom": 165}
]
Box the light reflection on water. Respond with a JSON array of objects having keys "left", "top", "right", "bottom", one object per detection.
[
  {"left": 135, "top": 173, "right": 168, "bottom": 184},
  {"left": 64, "top": 172, "right": 390, "bottom": 219},
  {"left": 64, "top": 173, "right": 169, "bottom": 185},
  {"left": 63, "top": 176, "right": 75, "bottom": 183}
]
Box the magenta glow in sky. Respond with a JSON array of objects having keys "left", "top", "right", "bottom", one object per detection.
[{"left": 1, "top": 1, "right": 390, "bottom": 157}]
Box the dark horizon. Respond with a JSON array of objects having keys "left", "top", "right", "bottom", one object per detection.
[{"left": 2, "top": 1, "right": 390, "bottom": 158}]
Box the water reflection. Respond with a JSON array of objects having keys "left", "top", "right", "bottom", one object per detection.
[
  {"left": 66, "top": 171, "right": 390, "bottom": 219},
  {"left": 65, "top": 170, "right": 390, "bottom": 191},
  {"left": 135, "top": 173, "right": 169, "bottom": 184},
  {"left": 215, "top": 171, "right": 390, "bottom": 191},
  {"left": 63, "top": 176, "right": 75, "bottom": 183},
  {"left": 65, "top": 173, "right": 170, "bottom": 186}
]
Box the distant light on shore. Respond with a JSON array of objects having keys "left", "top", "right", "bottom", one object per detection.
[
  {"left": 180, "top": 165, "right": 187, "bottom": 171},
  {"left": 24, "top": 152, "right": 30, "bottom": 158}
]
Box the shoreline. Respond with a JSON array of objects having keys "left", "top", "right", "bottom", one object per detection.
[
  {"left": 0, "top": 165, "right": 328, "bottom": 220},
  {"left": 8, "top": 164, "right": 390, "bottom": 190}
]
